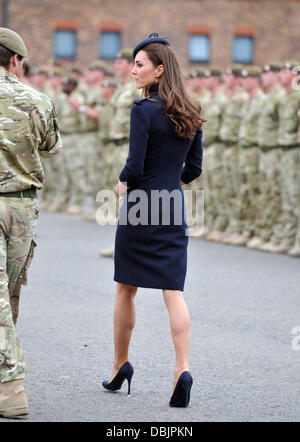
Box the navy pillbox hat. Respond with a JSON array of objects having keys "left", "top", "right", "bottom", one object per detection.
[{"left": 133, "top": 33, "right": 170, "bottom": 58}]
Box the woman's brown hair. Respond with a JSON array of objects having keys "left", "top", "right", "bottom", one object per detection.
[{"left": 141, "top": 42, "right": 206, "bottom": 139}]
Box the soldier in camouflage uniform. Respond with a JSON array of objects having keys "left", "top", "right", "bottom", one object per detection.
[
  {"left": 68, "top": 64, "right": 89, "bottom": 98},
  {"left": 69, "top": 61, "right": 107, "bottom": 220},
  {"left": 217, "top": 65, "right": 249, "bottom": 244},
  {"left": 43, "top": 68, "right": 70, "bottom": 212},
  {"left": 231, "top": 66, "right": 265, "bottom": 245},
  {"left": 185, "top": 67, "right": 210, "bottom": 234},
  {"left": 27, "top": 66, "right": 55, "bottom": 210},
  {"left": 248, "top": 62, "right": 286, "bottom": 250},
  {"left": 0, "top": 28, "right": 61, "bottom": 417},
  {"left": 262, "top": 61, "right": 300, "bottom": 254},
  {"left": 100, "top": 49, "right": 140, "bottom": 257},
  {"left": 89, "top": 78, "right": 118, "bottom": 222},
  {"left": 288, "top": 62, "right": 300, "bottom": 257},
  {"left": 198, "top": 67, "right": 227, "bottom": 239},
  {"left": 60, "top": 76, "right": 86, "bottom": 215},
  {"left": 190, "top": 68, "right": 211, "bottom": 234},
  {"left": 27, "top": 64, "right": 48, "bottom": 92},
  {"left": 186, "top": 66, "right": 211, "bottom": 105},
  {"left": 71, "top": 64, "right": 117, "bottom": 222},
  {"left": 206, "top": 66, "right": 234, "bottom": 241}
]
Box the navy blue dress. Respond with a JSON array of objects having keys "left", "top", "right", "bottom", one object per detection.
[{"left": 114, "top": 84, "right": 203, "bottom": 291}]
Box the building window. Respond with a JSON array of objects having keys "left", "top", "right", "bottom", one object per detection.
[
  {"left": 99, "top": 31, "right": 121, "bottom": 59},
  {"left": 54, "top": 30, "right": 76, "bottom": 58},
  {"left": 188, "top": 34, "right": 210, "bottom": 63},
  {"left": 233, "top": 36, "right": 254, "bottom": 64}
]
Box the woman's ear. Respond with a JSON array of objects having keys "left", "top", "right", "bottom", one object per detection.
[{"left": 156, "top": 64, "right": 165, "bottom": 78}]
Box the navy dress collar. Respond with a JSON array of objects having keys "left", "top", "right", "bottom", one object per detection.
[{"left": 149, "top": 83, "right": 159, "bottom": 96}]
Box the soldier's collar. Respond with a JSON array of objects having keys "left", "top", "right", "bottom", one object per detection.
[{"left": 0, "top": 68, "right": 19, "bottom": 82}]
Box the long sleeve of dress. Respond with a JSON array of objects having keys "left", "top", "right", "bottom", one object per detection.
[
  {"left": 180, "top": 128, "right": 203, "bottom": 184},
  {"left": 119, "top": 103, "right": 151, "bottom": 187}
]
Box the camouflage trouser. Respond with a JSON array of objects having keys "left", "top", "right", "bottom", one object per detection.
[
  {"left": 62, "top": 133, "right": 87, "bottom": 206},
  {"left": 47, "top": 151, "right": 69, "bottom": 207},
  {"left": 99, "top": 141, "right": 129, "bottom": 219},
  {"left": 255, "top": 147, "right": 282, "bottom": 242},
  {"left": 188, "top": 174, "right": 204, "bottom": 230},
  {"left": 292, "top": 149, "right": 300, "bottom": 249},
  {"left": 273, "top": 147, "right": 300, "bottom": 246},
  {"left": 0, "top": 196, "right": 38, "bottom": 383},
  {"left": 102, "top": 141, "right": 129, "bottom": 189},
  {"left": 112, "top": 142, "right": 129, "bottom": 186},
  {"left": 238, "top": 146, "right": 261, "bottom": 238},
  {"left": 101, "top": 141, "right": 113, "bottom": 191},
  {"left": 80, "top": 132, "right": 102, "bottom": 194},
  {"left": 222, "top": 144, "right": 243, "bottom": 234},
  {"left": 205, "top": 142, "right": 228, "bottom": 232},
  {"left": 40, "top": 157, "right": 55, "bottom": 205},
  {"left": 184, "top": 145, "right": 209, "bottom": 229},
  {"left": 80, "top": 132, "right": 103, "bottom": 209}
]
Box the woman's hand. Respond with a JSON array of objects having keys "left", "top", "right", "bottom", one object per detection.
[{"left": 116, "top": 180, "right": 129, "bottom": 202}]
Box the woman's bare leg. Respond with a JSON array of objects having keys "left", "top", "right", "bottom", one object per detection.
[
  {"left": 110, "top": 282, "right": 137, "bottom": 381},
  {"left": 163, "top": 290, "right": 191, "bottom": 391}
]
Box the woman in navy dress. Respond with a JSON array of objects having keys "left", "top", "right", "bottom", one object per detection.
[{"left": 102, "top": 34, "right": 205, "bottom": 407}]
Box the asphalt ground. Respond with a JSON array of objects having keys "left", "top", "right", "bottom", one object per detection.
[{"left": 2, "top": 211, "right": 300, "bottom": 422}]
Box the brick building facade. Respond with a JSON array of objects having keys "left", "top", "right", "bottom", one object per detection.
[{"left": 1, "top": 0, "right": 300, "bottom": 69}]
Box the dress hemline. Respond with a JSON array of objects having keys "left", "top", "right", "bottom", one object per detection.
[{"left": 113, "top": 277, "right": 184, "bottom": 292}]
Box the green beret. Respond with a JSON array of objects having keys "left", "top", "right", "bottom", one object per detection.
[
  {"left": 104, "top": 66, "right": 114, "bottom": 77},
  {"left": 65, "top": 65, "right": 84, "bottom": 75},
  {"left": 71, "top": 65, "right": 83, "bottom": 74},
  {"left": 31, "top": 65, "right": 49, "bottom": 76},
  {"left": 188, "top": 67, "right": 205, "bottom": 78},
  {"left": 188, "top": 69, "right": 198, "bottom": 79},
  {"left": 116, "top": 48, "right": 133, "bottom": 61},
  {"left": 284, "top": 60, "right": 300, "bottom": 70},
  {"left": 196, "top": 67, "right": 206, "bottom": 77},
  {"left": 27, "top": 64, "right": 35, "bottom": 77},
  {"left": 263, "top": 61, "right": 283, "bottom": 72},
  {"left": 88, "top": 60, "right": 108, "bottom": 71},
  {"left": 30, "top": 67, "right": 39, "bottom": 76},
  {"left": 241, "top": 66, "right": 262, "bottom": 77},
  {"left": 0, "top": 27, "right": 27, "bottom": 57},
  {"left": 228, "top": 64, "right": 244, "bottom": 76},
  {"left": 48, "top": 67, "right": 64, "bottom": 78},
  {"left": 101, "top": 78, "right": 118, "bottom": 88},
  {"left": 204, "top": 66, "right": 223, "bottom": 77},
  {"left": 62, "top": 74, "right": 78, "bottom": 85},
  {"left": 47, "top": 58, "right": 63, "bottom": 67}
]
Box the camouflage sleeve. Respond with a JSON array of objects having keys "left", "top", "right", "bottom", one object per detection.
[
  {"left": 38, "top": 101, "right": 62, "bottom": 158},
  {"left": 110, "top": 89, "right": 140, "bottom": 138}
]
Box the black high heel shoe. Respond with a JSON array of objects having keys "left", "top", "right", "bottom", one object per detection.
[
  {"left": 169, "top": 371, "right": 193, "bottom": 407},
  {"left": 102, "top": 361, "right": 134, "bottom": 396}
]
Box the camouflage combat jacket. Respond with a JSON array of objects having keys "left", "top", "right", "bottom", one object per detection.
[
  {"left": 219, "top": 89, "right": 249, "bottom": 143},
  {"left": 238, "top": 89, "right": 265, "bottom": 147},
  {"left": 257, "top": 85, "right": 286, "bottom": 148},
  {"left": 0, "top": 69, "right": 62, "bottom": 192},
  {"left": 60, "top": 88, "right": 84, "bottom": 134},
  {"left": 202, "top": 89, "right": 226, "bottom": 145},
  {"left": 278, "top": 89, "right": 300, "bottom": 147},
  {"left": 80, "top": 86, "right": 105, "bottom": 133},
  {"left": 108, "top": 78, "right": 140, "bottom": 141}
]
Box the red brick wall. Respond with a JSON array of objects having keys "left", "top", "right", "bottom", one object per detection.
[{"left": 3, "top": 0, "right": 300, "bottom": 68}]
